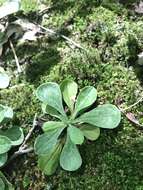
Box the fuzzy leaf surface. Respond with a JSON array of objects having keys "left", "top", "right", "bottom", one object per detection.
[
  {"left": 36, "top": 82, "right": 66, "bottom": 116},
  {"left": 0, "top": 135, "right": 11, "bottom": 154},
  {"left": 68, "top": 125, "right": 84, "bottom": 145},
  {"left": 60, "top": 134, "right": 82, "bottom": 171},
  {"left": 0, "top": 153, "right": 7, "bottom": 167},
  {"left": 42, "top": 121, "right": 66, "bottom": 132},
  {"left": 74, "top": 86, "right": 97, "bottom": 117},
  {"left": 75, "top": 104, "right": 121, "bottom": 129},
  {"left": 60, "top": 79, "right": 78, "bottom": 112},
  {"left": 80, "top": 124, "right": 100, "bottom": 141},
  {"left": 38, "top": 141, "right": 62, "bottom": 175},
  {"left": 34, "top": 128, "right": 64, "bottom": 155}
]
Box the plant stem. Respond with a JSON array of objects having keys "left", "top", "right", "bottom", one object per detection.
[
  {"left": 9, "top": 40, "right": 22, "bottom": 73},
  {"left": 1, "top": 114, "right": 37, "bottom": 168},
  {"left": 122, "top": 96, "right": 143, "bottom": 111},
  {"left": 38, "top": 25, "right": 86, "bottom": 51},
  {"left": 21, "top": 113, "right": 37, "bottom": 148}
]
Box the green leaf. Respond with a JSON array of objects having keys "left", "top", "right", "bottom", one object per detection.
[
  {"left": 41, "top": 104, "right": 65, "bottom": 121},
  {"left": 34, "top": 128, "right": 64, "bottom": 155},
  {"left": 42, "top": 104, "right": 60, "bottom": 117},
  {"left": 36, "top": 82, "right": 66, "bottom": 116},
  {"left": 0, "top": 0, "right": 21, "bottom": 19},
  {"left": 0, "top": 127, "right": 24, "bottom": 146},
  {"left": 0, "top": 153, "right": 7, "bottom": 167},
  {"left": 3, "top": 106, "right": 13, "bottom": 119},
  {"left": 38, "top": 141, "right": 63, "bottom": 175},
  {"left": 0, "top": 171, "right": 14, "bottom": 190},
  {"left": 75, "top": 104, "right": 121, "bottom": 129},
  {"left": 0, "top": 135, "right": 12, "bottom": 154},
  {"left": 0, "top": 106, "right": 5, "bottom": 123},
  {"left": 60, "top": 134, "right": 82, "bottom": 171},
  {"left": 74, "top": 86, "right": 97, "bottom": 118},
  {"left": 68, "top": 125, "right": 84, "bottom": 145},
  {"left": 42, "top": 121, "right": 66, "bottom": 132},
  {"left": 80, "top": 124, "right": 100, "bottom": 141},
  {"left": 0, "top": 105, "right": 13, "bottom": 123},
  {"left": 0, "top": 178, "right": 5, "bottom": 190},
  {"left": 60, "top": 79, "right": 78, "bottom": 112},
  {"left": 0, "top": 73, "right": 10, "bottom": 89}
]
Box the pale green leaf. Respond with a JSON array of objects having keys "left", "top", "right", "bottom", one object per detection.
[
  {"left": 60, "top": 134, "right": 82, "bottom": 171},
  {"left": 68, "top": 125, "right": 84, "bottom": 145},
  {"left": 75, "top": 104, "right": 121, "bottom": 129},
  {"left": 0, "top": 178, "right": 5, "bottom": 190},
  {"left": 0, "top": 105, "right": 13, "bottom": 123},
  {"left": 2, "top": 106, "right": 13, "bottom": 119},
  {"left": 38, "top": 141, "right": 62, "bottom": 175},
  {"left": 0, "top": 127, "right": 24, "bottom": 146},
  {"left": 41, "top": 104, "right": 64, "bottom": 121},
  {"left": 73, "top": 86, "right": 97, "bottom": 118},
  {"left": 0, "top": 0, "right": 21, "bottom": 19},
  {"left": 80, "top": 124, "right": 100, "bottom": 141},
  {"left": 42, "top": 121, "right": 66, "bottom": 132},
  {"left": 42, "top": 104, "right": 59, "bottom": 116},
  {"left": 34, "top": 128, "right": 64, "bottom": 155},
  {"left": 0, "top": 153, "right": 7, "bottom": 167},
  {"left": 0, "top": 135, "right": 12, "bottom": 154},
  {"left": 0, "top": 73, "right": 10, "bottom": 89},
  {"left": 60, "top": 79, "right": 78, "bottom": 112},
  {"left": 36, "top": 82, "right": 66, "bottom": 116},
  {"left": 0, "top": 171, "right": 14, "bottom": 190}
]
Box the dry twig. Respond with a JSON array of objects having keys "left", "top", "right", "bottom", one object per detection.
[
  {"left": 9, "top": 40, "right": 22, "bottom": 73},
  {"left": 1, "top": 113, "right": 37, "bottom": 168}
]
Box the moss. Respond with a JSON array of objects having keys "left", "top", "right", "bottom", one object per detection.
[
  {"left": 0, "top": 85, "right": 40, "bottom": 124},
  {"left": 1, "top": 0, "right": 143, "bottom": 189}
]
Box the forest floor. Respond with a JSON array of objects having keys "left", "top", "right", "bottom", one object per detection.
[{"left": 1, "top": 0, "right": 143, "bottom": 189}]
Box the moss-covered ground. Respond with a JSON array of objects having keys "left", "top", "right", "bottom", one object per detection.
[{"left": 1, "top": 0, "right": 143, "bottom": 189}]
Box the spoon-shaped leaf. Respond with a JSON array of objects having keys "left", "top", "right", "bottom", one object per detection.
[
  {"left": 0, "top": 178, "right": 5, "bottom": 190},
  {"left": 0, "top": 127, "right": 24, "bottom": 146},
  {"left": 34, "top": 128, "right": 65, "bottom": 155},
  {"left": 75, "top": 104, "right": 121, "bottom": 129},
  {"left": 68, "top": 125, "right": 84, "bottom": 145},
  {"left": 0, "top": 73, "right": 10, "bottom": 89},
  {"left": 42, "top": 104, "right": 61, "bottom": 118},
  {"left": 0, "top": 0, "right": 21, "bottom": 19},
  {"left": 38, "top": 141, "right": 63, "bottom": 175},
  {"left": 0, "top": 136, "right": 12, "bottom": 154},
  {"left": 60, "top": 134, "right": 82, "bottom": 171},
  {"left": 42, "top": 121, "right": 66, "bottom": 132},
  {"left": 80, "top": 124, "right": 100, "bottom": 141},
  {"left": 0, "top": 171, "right": 14, "bottom": 190},
  {"left": 41, "top": 104, "right": 67, "bottom": 122},
  {"left": 0, "top": 153, "right": 7, "bottom": 167},
  {"left": 36, "top": 82, "right": 66, "bottom": 116},
  {"left": 73, "top": 86, "right": 97, "bottom": 118},
  {"left": 0, "top": 105, "right": 13, "bottom": 123},
  {"left": 60, "top": 79, "right": 78, "bottom": 112}
]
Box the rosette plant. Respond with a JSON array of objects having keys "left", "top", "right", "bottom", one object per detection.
[
  {"left": 34, "top": 79, "right": 121, "bottom": 175},
  {"left": 0, "top": 105, "right": 24, "bottom": 190},
  {"left": 0, "top": 105, "right": 24, "bottom": 168}
]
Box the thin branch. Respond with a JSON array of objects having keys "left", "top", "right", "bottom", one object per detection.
[
  {"left": 38, "top": 25, "right": 86, "bottom": 51},
  {"left": 20, "top": 113, "right": 37, "bottom": 149},
  {"left": 3, "top": 147, "right": 33, "bottom": 167},
  {"left": 122, "top": 96, "right": 143, "bottom": 112},
  {"left": 9, "top": 40, "right": 22, "bottom": 73},
  {"left": 1, "top": 114, "right": 37, "bottom": 168}
]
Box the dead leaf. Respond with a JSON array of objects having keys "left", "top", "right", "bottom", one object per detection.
[{"left": 126, "top": 112, "right": 143, "bottom": 127}]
